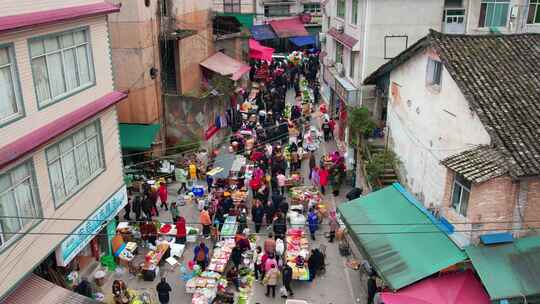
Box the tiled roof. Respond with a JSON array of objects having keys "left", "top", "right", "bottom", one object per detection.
[
  {"left": 365, "top": 30, "right": 540, "bottom": 179},
  {"left": 441, "top": 146, "right": 508, "bottom": 183},
  {"left": 430, "top": 31, "right": 540, "bottom": 178}
]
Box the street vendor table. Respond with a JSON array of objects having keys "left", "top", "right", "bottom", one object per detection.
[
  {"left": 286, "top": 228, "right": 310, "bottom": 281},
  {"left": 220, "top": 216, "right": 237, "bottom": 240},
  {"left": 290, "top": 186, "right": 322, "bottom": 211},
  {"left": 142, "top": 243, "right": 170, "bottom": 281}
]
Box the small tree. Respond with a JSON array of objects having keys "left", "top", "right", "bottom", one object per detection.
[{"left": 348, "top": 106, "right": 376, "bottom": 148}]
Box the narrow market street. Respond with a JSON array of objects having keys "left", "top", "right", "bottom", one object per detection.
[{"left": 97, "top": 86, "right": 366, "bottom": 304}]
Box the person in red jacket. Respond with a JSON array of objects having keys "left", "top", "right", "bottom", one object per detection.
[
  {"left": 158, "top": 182, "right": 168, "bottom": 211},
  {"left": 319, "top": 167, "right": 329, "bottom": 195},
  {"left": 175, "top": 216, "right": 187, "bottom": 244}
]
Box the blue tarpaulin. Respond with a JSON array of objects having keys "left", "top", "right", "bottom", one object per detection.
[
  {"left": 250, "top": 24, "right": 277, "bottom": 41},
  {"left": 289, "top": 35, "right": 316, "bottom": 47}
]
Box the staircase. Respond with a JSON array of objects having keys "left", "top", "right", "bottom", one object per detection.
[{"left": 368, "top": 144, "right": 399, "bottom": 188}]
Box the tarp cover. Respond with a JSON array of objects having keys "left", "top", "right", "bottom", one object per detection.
[
  {"left": 200, "top": 52, "right": 250, "bottom": 81},
  {"left": 250, "top": 24, "right": 277, "bottom": 41},
  {"left": 337, "top": 184, "right": 466, "bottom": 290},
  {"left": 118, "top": 123, "right": 160, "bottom": 151},
  {"left": 289, "top": 35, "right": 316, "bottom": 47},
  {"left": 249, "top": 38, "right": 274, "bottom": 61},
  {"left": 216, "top": 12, "right": 254, "bottom": 28},
  {"left": 270, "top": 17, "right": 308, "bottom": 38},
  {"left": 380, "top": 270, "right": 490, "bottom": 304},
  {"left": 465, "top": 235, "right": 540, "bottom": 301},
  {"left": 327, "top": 27, "right": 359, "bottom": 49}
]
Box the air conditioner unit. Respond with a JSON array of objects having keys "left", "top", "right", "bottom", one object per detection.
[
  {"left": 319, "top": 33, "right": 326, "bottom": 43},
  {"left": 336, "top": 62, "right": 344, "bottom": 76},
  {"left": 336, "top": 24, "right": 344, "bottom": 32}
]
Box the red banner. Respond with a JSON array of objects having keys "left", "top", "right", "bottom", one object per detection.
[{"left": 205, "top": 124, "right": 219, "bottom": 140}]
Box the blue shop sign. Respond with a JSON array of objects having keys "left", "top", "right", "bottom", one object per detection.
[{"left": 56, "top": 186, "right": 127, "bottom": 266}]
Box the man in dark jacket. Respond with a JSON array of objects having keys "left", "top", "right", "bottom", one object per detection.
[
  {"left": 251, "top": 200, "right": 265, "bottom": 233},
  {"left": 142, "top": 195, "right": 153, "bottom": 220},
  {"left": 123, "top": 197, "right": 132, "bottom": 221},
  {"left": 273, "top": 213, "right": 286, "bottom": 241},
  {"left": 282, "top": 264, "right": 293, "bottom": 297},
  {"left": 156, "top": 277, "right": 172, "bottom": 304},
  {"left": 132, "top": 196, "right": 142, "bottom": 221}
]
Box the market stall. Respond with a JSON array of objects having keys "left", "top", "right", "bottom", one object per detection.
[
  {"left": 285, "top": 228, "right": 310, "bottom": 281},
  {"left": 220, "top": 216, "right": 238, "bottom": 240}
]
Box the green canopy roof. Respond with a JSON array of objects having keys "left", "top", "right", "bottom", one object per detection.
[
  {"left": 465, "top": 236, "right": 540, "bottom": 301},
  {"left": 216, "top": 13, "right": 254, "bottom": 29},
  {"left": 337, "top": 183, "right": 466, "bottom": 290},
  {"left": 118, "top": 123, "right": 160, "bottom": 151}
]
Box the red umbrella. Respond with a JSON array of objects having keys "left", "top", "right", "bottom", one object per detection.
[{"left": 380, "top": 270, "right": 490, "bottom": 304}]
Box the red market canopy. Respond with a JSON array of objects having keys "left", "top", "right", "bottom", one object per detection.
[
  {"left": 270, "top": 17, "right": 309, "bottom": 38},
  {"left": 200, "top": 52, "right": 250, "bottom": 81},
  {"left": 249, "top": 39, "right": 274, "bottom": 61},
  {"left": 379, "top": 270, "right": 490, "bottom": 304}
]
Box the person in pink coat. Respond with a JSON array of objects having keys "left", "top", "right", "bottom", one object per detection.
[
  {"left": 158, "top": 182, "right": 168, "bottom": 210},
  {"left": 319, "top": 167, "right": 329, "bottom": 195}
]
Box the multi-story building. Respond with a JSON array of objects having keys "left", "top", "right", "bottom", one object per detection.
[
  {"left": 212, "top": 0, "right": 323, "bottom": 39},
  {"left": 321, "top": 0, "right": 540, "bottom": 127},
  {"left": 0, "top": 0, "right": 127, "bottom": 300},
  {"left": 362, "top": 30, "right": 540, "bottom": 244},
  {"left": 109, "top": 0, "right": 239, "bottom": 152}
]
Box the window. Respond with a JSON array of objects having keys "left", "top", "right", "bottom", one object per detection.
[
  {"left": 29, "top": 28, "right": 95, "bottom": 108},
  {"left": 337, "top": 0, "right": 345, "bottom": 19},
  {"left": 349, "top": 51, "right": 355, "bottom": 78},
  {"left": 335, "top": 42, "right": 343, "bottom": 64},
  {"left": 528, "top": 0, "right": 540, "bottom": 24},
  {"left": 303, "top": 3, "right": 321, "bottom": 14},
  {"left": 224, "top": 0, "right": 241, "bottom": 13},
  {"left": 47, "top": 121, "right": 104, "bottom": 206},
  {"left": 351, "top": 0, "right": 358, "bottom": 24},
  {"left": 265, "top": 5, "right": 290, "bottom": 17},
  {"left": 0, "top": 45, "right": 23, "bottom": 125},
  {"left": 426, "top": 58, "right": 442, "bottom": 86},
  {"left": 451, "top": 174, "right": 471, "bottom": 216},
  {"left": 478, "top": 0, "right": 510, "bottom": 27},
  {"left": 0, "top": 162, "right": 40, "bottom": 249}
]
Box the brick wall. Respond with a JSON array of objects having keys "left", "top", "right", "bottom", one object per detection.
[
  {"left": 523, "top": 179, "right": 540, "bottom": 234},
  {"left": 442, "top": 170, "right": 517, "bottom": 243}
]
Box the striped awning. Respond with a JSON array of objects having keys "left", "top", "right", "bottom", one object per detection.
[{"left": 1, "top": 274, "right": 100, "bottom": 304}]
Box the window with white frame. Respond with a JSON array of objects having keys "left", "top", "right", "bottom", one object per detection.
[
  {"left": 426, "top": 58, "right": 442, "bottom": 86},
  {"left": 224, "top": 0, "right": 241, "bottom": 13},
  {"left": 451, "top": 174, "right": 471, "bottom": 216},
  {"left": 335, "top": 42, "right": 343, "bottom": 64},
  {"left": 337, "top": 0, "right": 345, "bottom": 19},
  {"left": 47, "top": 121, "right": 104, "bottom": 206},
  {"left": 0, "top": 45, "right": 23, "bottom": 125},
  {"left": 0, "top": 162, "right": 40, "bottom": 248},
  {"left": 30, "top": 28, "right": 95, "bottom": 108},
  {"left": 528, "top": 0, "right": 540, "bottom": 24},
  {"left": 351, "top": 0, "right": 359, "bottom": 25},
  {"left": 303, "top": 3, "right": 321, "bottom": 14},
  {"left": 478, "top": 0, "right": 510, "bottom": 27},
  {"left": 265, "top": 5, "right": 290, "bottom": 17}
]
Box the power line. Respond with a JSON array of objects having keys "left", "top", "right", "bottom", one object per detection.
[
  {"left": 2, "top": 215, "right": 540, "bottom": 228},
  {"left": 0, "top": 226, "right": 536, "bottom": 237}
]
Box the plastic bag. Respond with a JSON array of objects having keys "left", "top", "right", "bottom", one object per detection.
[{"left": 280, "top": 286, "right": 288, "bottom": 297}]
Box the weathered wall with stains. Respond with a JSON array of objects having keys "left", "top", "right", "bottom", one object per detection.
[{"left": 164, "top": 94, "right": 230, "bottom": 150}]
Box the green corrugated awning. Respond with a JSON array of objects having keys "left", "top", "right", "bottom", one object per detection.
[
  {"left": 465, "top": 236, "right": 540, "bottom": 301},
  {"left": 216, "top": 13, "right": 254, "bottom": 28},
  {"left": 337, "top": 183, "right": 466, "bottom": 290},
  {"left": 118, "top": 123, "right": 160, "bottom": 151}
]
